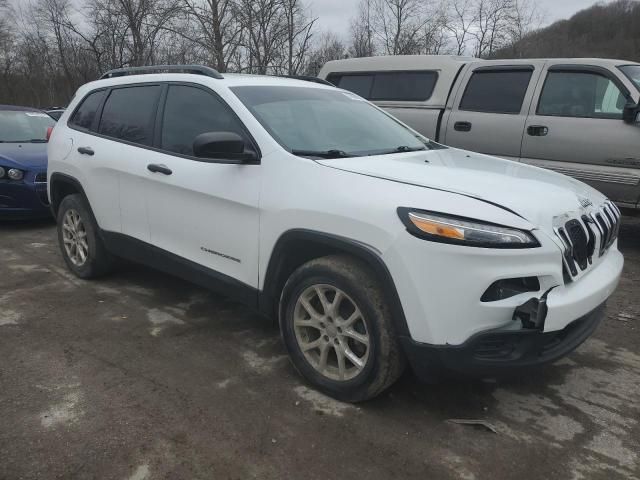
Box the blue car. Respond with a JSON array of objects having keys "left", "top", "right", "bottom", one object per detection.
[{"left": 0, "top": 105, "right": 56, "bottom": 219}]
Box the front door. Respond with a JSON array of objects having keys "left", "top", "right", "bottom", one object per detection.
[
  {"left": 144, "top": 83, "right": 261, "bottom": 290},
  {"left": 521, "top": 64, "right": 640, "bottom": 206}
]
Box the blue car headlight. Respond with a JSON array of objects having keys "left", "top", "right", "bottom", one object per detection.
[{"left": 7, "top": 168, "right": 24, "bottom": 181}]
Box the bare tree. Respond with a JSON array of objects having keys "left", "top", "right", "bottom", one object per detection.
[
  {"left": 371, "top": 0, "right": 430, "bottom": 55},
  {"left": 472, "top": 0, "right": 513, "bottom": 58},
  {"left": 176, "top": 0, "right": 242, "bottom": 72},
  {"left": 281, "top": 0, "right": 316, "bottom": 74},
  {"left": 349, "top": 0, "right": 375, "bottom": 57},
  {"left": 306, "top": 31, "right": 346, "bottom": 75},
  {"left": 445, "top": 0, "right": 476, "bottom": 55}
]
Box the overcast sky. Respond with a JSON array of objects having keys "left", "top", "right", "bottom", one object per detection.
[{"left": 313, "top": 0, "right": 616, "bottom": 38}]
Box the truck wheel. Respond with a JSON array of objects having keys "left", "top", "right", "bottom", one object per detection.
[
  {"left": 280, "top": 255, "right": 405, "bottom": 402},
  {"left": 57, "top": 194, "right": 114, "bottom": 279}
]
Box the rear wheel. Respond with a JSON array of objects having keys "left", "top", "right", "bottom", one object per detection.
[
  {"left": 280, "top": 255, "right": 405, "bottom": 402},
  {"left": 57, "top": 194, "right": 114, "bottom": 278}
]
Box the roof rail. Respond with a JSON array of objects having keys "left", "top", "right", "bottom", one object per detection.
[
  {"left": 276, "top": 75, "right": 334, "bottom": 86},
  {"left": 100, "top": 65, "right": 223, "bottom": 80}
]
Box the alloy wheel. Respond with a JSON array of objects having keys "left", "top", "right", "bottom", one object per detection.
[
  {"left": 61, "top": 209, "right": 89, "bottom": 267},
  {"left": 293, "top": 284, "right": 370, "bottom": 381}
]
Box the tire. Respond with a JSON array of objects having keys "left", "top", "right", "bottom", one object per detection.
[
  {"left": 280, "top": 255, "right": 406, "bottom": 402},
  {"left": 57, "top": 193, "right": 115, "bottom": 279}
]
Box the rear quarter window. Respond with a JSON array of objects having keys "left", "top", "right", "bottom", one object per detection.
[{"left": 69, "top": 90, "right": 107, "bottom": 130}]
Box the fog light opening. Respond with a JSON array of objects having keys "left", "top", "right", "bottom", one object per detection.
[{"left": 481, "top": 277, "right": 540, "bottom": 302}]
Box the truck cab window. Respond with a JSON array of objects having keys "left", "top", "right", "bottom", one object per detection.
[
  {"left": 537, "top": 71, "right": 626, "bottom": 119},
  {"left": 460, "top": 70, "right": 533, "bottom": 114}
]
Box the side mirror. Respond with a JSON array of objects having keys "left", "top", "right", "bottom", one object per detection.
[
  {"left": 622, "top": 103, "right": 640, "bottom": 124},
  {"left": 193, "top": 131, "right": 258, "bottom": 163}
]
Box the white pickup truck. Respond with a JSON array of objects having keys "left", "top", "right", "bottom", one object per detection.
[{"left": 319, "top": 56, "right": 640, "bottom": 209}]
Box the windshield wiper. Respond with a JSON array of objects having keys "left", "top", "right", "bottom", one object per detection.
[
  {"left": 291, "top": 149, "right": 353, "bottom": 159},
  {"left": 369, "top": 145, "right": 428, "bottom": 156},
  {"left": 28, "top": 139, "right": 47, "bottom": 143},
  {"left": 395, "top": 145, "right": 427, "bottom": 152}
]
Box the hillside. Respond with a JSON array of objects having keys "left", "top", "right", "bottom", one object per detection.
[{"left": 492, "top": 0, "right": 640, "bottom": 61}]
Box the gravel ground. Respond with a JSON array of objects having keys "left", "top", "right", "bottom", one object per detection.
[{"left": 1, "top": 214, "right": 639, "bottom": 480}]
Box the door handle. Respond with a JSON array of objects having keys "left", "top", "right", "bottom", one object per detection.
[
  {"left": 454, "top": 121, "right": 472, "bottom": 132},
  {"left": 77, "top": 147, "right": 94, "bottom": 156},
  {"left": 147, "top": 163, "right": 172, "bottom": 175},
  {"left": 527, "top": 125, "right": 549, "bottom": 136}
]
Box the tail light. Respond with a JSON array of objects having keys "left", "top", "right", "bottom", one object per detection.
[{"left": 46, "top": 126, "right": 54, "bottom": 142}]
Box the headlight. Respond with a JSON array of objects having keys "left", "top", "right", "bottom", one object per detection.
[
  {"left": 7, "top": 168, "right": 24, "bottom": 181},
  {"left": 0, "top": 166, "right": 5, "bottom": 179},
  {"left": 398, "top": 208, "right": 540, "bottom": 248}
]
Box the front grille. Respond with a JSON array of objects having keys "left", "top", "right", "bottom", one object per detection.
[
  {"left": 554, "top": 201, "right": 621, "bottom": 281},
  {"left": 35, "top": 172, "right": 47, "bottom": 183}
]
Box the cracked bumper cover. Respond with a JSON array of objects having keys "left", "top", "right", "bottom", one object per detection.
[{"left": 401, "top": 302, "right": 606, "bottom": 380}]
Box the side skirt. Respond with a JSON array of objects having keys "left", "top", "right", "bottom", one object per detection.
[{"left": 101, "top": 231, "right": 259, "bottom": 308}]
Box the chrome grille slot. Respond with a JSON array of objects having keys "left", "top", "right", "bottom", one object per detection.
[
  {"left": 580, "top": 215, "right": 596, "bottom": 263},
  {"left": 554, "top": 201, "right": 620, "bottom": 282}
]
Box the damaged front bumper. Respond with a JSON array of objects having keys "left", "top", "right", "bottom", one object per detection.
[
  {"left": 400, "top": 248, "right": 623, "bottom": 380},
  {"left": 401, "top": 302, "right": 606, "bottom": 380}
]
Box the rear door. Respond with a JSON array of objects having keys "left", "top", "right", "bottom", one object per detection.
[
  {"left": 521, "top": 64, "right": 640, "bottom": 206},
  {"left": 95, "top": 84, "right": 163, "bottom": 242},
  {"left": 66, "top": 88, "right": 123, "bottom": 232},
  {"left": 443, "top": 63, "right": 543, "bottom": 160}
]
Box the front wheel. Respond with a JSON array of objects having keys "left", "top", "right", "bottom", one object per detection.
[{"left": 280, "top": 255, "right": 405, "bottom": 402}]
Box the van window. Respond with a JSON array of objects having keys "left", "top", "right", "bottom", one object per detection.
[
  {"left": 460, "top": 70, "right": 532, "bottom": 114},
  {"left": 327, "top": 71, "right": 437, "bottom": 101},
  {"left": 70, "top": 90, "right": 106, "bottom": 130},
  {"left": 538, "top": 71, "right": 627, "bottom": 119},
  {"left": 98, "top": 85, "right": 161, "bottom": 146},
  {"left": 160, "top": 85, "right": 248, "bottom": 156}
]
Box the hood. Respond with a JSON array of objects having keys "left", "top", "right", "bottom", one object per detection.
[
  {"left": 0, "top": 142, "right": 48, "bottom": 169},
  {"left": 317, "top": 147, "right": 607, "bottom": 234}
]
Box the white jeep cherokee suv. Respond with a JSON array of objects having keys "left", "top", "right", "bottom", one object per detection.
[{"left": 48, "top": 65, "right": 623, "bottom": 402}]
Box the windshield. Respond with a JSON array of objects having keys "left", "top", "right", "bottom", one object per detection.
[
  {"left": 231, "top": 86, "right": 431, "bottom": 158},
  {"left": 0, "top": 110, "right": 55, "bottom": 143},
  {"left": 620, "top": 65, "right": 640, "bottom": 93}
]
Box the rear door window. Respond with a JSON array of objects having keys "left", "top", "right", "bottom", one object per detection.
[
  {"left": 98, "top": 85, "right": 161, "bottom": 146},
  {"left": 460, "top": 69, "right": 533, "bottom": 114},
  {"left": 327, "top": 71, "right": 437, "bottom": 101},
  {"left": 70, "top": 90, "right": 106, "bottom": 130}
]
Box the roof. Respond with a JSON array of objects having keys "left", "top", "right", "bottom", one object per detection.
[
  {"left": 79, "top": 71, "right": 336, "bottom": 96},
  {"left": 0, "top": 104, "right": 43, "bottom": 112}
]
